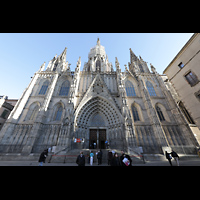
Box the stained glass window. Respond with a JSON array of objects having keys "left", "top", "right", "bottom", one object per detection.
[
  {"left": 59, "top": 80, "right": 70, "bottom": 96},
  {"left": 39, "top": 80, "right": 49, "bottom": 95},
  {"left": 125, "top": 80, "right": 136, "bottom": 97},
  {"left": 146, "top": 81, "right": 156, "bottom": 96},
  {"left": 131, "top": 105, "right": 140, "bottom": 121},
  {"left": 54, "top": 105, "right": 63, "bottom": 121}
]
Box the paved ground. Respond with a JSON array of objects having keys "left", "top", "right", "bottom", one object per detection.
[{"left": 0, "top": 158, "right": 200, "bottom": 166}]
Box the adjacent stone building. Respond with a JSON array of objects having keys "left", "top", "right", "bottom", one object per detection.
[
  {"left": 0, "top": 38, "right": 198, "bottom": 156},
  {"left": 163, "top": 33, "right": 200, "bottom": 144},
  {"left": 0, "top": 96, "right": 18, "bottom": 131}
]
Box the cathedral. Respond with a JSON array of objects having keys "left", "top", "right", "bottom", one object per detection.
[{"left": 0, "top": 38, "right": 198, "bottom": 156}]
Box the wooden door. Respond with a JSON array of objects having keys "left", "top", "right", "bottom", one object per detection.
[
  {"left": 99, "top": 129, "right": 106, "bottom": 149},
  {"left": 89, "top": 129, "right": 97, "bottom": 149}
]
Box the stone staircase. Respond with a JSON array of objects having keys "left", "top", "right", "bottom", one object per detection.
[{"left": 48, "top": 148, "right": 145, "bottom": 164}]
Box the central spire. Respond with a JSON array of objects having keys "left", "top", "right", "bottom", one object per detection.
[{"left": 97, "top": 37, "right": 100, "bottom": 45}]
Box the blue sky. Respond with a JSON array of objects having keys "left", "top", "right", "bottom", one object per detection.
[{"left": 0, "top": 33, "right": 193, "bottom": 99}]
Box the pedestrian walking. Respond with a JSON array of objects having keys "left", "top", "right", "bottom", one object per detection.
[
  {"left": 90, "top": 151, "right": 94, "bottom": 166},
  {"left": 38, "top": 149, "right": 48, "bottom": 166},
  {"left": 97, "top": 149, "right": 103, "bottom": 165},
  {"left": 76, "top": 151, "right": 85, "bottom": 166},
  {"left": 171, "top": 150, "right": 180, "bottom": 166},
  {"left": 165, "top": 151, "right": 172, "bottom": 166},
  {"left": 111, "top": 153, "right": 120, "bottom": 166}
]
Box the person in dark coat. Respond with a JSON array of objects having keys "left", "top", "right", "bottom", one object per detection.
[
  {"left": 171, "top": 150, "right": 180, "bottom": 166},
  {"left": 120, "top": 150, "right": 132, "bottom": 166},
  {"left": 97, "top": 149, "right": 103, "bottom": 165},
  {"left": 76, "top": 151, "right": 85, "bottom": 166},
  {"left": 38, "top": 149, "right": 48, "bottom": 166},
  {"left": 165, "top": 151, "right": 172, "bottom": 166},
  {"left": 107, "top": 150, "right": 113, "bottom": 165},
  {"left": 111, "top": 153, "right": 120, "bottom": 166}
]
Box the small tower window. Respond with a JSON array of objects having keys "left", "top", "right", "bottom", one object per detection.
[
  {"left": 178, "top": 62, "right": 184, "bottom": 69},
  {"left": 96, "top": 60, "right": 101, "bottom": 71}
]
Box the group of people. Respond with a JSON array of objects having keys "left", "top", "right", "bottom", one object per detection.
[
  {"left": 76, "top": 149, "right": 132, "bottom": 166},
  {"left": 165, "top": 150, "right": 180, "bottom": 166},
  {"left": 108, "top": 150, "right": 132, "bottom": 166},
  {"left": 38, "top": 147, "right": 180, "bottom": 166},
  {"left": 76, "top": 150, "right": 103, "bottom": 166}
]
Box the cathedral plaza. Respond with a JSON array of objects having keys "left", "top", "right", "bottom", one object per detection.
[{"left": 0, "top": 36, "right": 200, "bottom": 165}]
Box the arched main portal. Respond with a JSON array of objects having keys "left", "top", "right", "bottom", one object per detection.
[
  {"left": 89, "top": 113, "right": 106, "bottom": 149},
  {"left": 74, "top": 96, "right": 124, "bottom": 149}
]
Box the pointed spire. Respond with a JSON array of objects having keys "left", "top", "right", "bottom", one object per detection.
[
  {"left": 115, "top": 57, "right": 119, "bottom": 65},
  {"left": 38, "top": 62, "right": 46, "bottom": 72},
  {"left": 115, "top": 57, "right": 121, "bottom": 70},
  {"left": 75, "top": 57, "right": 81, "bottom": 73},
  {"left": 150, "top": 63, "right": 157, "bottom": 74},
  {"left": 129, "top": 48, "right": 139, "bottom": 63},
  {"left": 77, "top": 56, "right": 81, "bottom": 66},
  {"left": 59, "top": 47, "right": 67, "bottom": 62},
  {"left": 97, "top": 38, "right": 100, "bottom": 46}
]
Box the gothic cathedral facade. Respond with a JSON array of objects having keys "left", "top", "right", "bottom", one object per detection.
[{"left": 0, "top": 39, "right": 198, "bottom": 155}]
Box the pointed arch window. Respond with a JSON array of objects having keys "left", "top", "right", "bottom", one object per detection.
[
  {"left": 125, "top": 80, "right": 136, "bottom": 97},
  {"left": 30, "top": 105, "right": 39, "bottom": 120},
  {"left": 146, "top": 81, "right": 156, "bottom": 96},
  {"left": 25, "top": 103, "right": 40, "bottom": 121},
  {"left": 39, "top": 80, "right": 49, "bottom": 95},
  {"left": 59, "top": 80, "right": 70, "bottom": 96},
  {"left": 54, "top": 105, "right": 63, "bottom": 121},
  {"left": 131, "top": 105, "right": 140, "bottom": 121},
  {"left": 156, "top": 105, "right": 165, "bottom": 121}
]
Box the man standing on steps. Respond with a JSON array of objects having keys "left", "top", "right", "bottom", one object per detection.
[
  {"left": 97, "top": 149, "right": 103, "bottom": 165},
  {"left": 76, "top": 151, "right": 85, "bottom": 166}
]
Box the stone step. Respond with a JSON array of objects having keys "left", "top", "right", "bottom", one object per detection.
[{"left": 49, "top": 148, "right": 144, "bottom": 164}]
